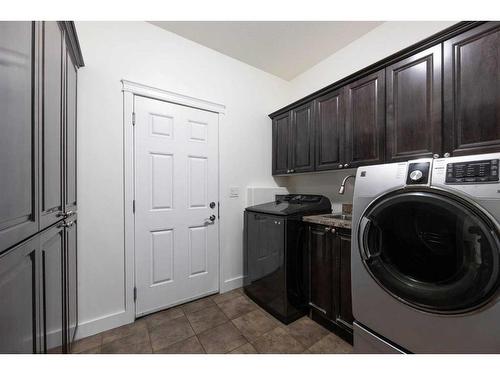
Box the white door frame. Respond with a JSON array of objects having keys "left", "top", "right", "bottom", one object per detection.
[{"left": 122, "top": 79, "right": 225, "bottom": 318}]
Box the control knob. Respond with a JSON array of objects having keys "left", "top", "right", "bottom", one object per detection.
[{"left": 409, "top": 170, "right": 423, "bottom": 182}]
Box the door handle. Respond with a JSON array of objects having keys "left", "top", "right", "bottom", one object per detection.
[{"left": 205, "top": 215, "right": 216, "bottom": 225}]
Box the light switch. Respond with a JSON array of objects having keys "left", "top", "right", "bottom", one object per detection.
[{"left": 229, "top": 186, "right": 240, "bottom": 198}]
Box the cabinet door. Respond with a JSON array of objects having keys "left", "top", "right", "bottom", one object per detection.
[
  {"left": 0, "top": 22, "right": 39, "bottom": 252},
  {"left": 345, "top": 70, "right": 385, "bottom": 168},
  {"left": 338, "top": 234, "right": 353, "bottom": 326},
  {"left": 272, "top": 112, "right": 291, "bottom": 175},
  {"left": 65, "top": 218, "right": 78, "bottom": 348},
  {"left": 40, "top": 21, "right": 64, "bottom": 229},
  {"left": 41, "top": 224, "right": 65, "bottom": 353},
  {"left": 309, "top": 225, "right": 333, "bottom": 318},
  {"left": 290, "top": 102, "right": 315, "bottom": 173},
  {"left": 386, "top": 45, "right": 442, "bottom": 162},
  {"left": 443, "top": 22, "right": 500, "bottom": 156},
  {"left": 0, "top": 235, "right": 40, "bottom": 353},
  {"left": 315, "top": 89, "right": 345, "bottom": 171},
  {"left": 64, "top": 48, "right": 77, "bottom": 214}
]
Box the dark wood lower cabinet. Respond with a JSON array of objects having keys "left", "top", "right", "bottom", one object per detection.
[{"left": 308, "top": 224, "right": 353, "bottom": 342}]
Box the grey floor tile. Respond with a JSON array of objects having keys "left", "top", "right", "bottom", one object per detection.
[
  {"left": 217, "top": 295, "right": 257, "bottom": 319},
  {"left": 154, "top": 336, "right": 205, "bottom": 354},
  {"left": 101, "top": 320, "right": 148, "bottom": 345},
  {"left": 101, "top": 329, "right": 152, "bottom": 354},
  {"left": 229, "top": 342, "right": 258, "bottom": 354},
  {"left": 285, "top": 316, "right": 329, "bottom": 348},
  {"left": 231, "top": 309, "right": 278, "bottom": 342},
  {"left": 142, "top": 307, "right": 185, "bottom": 329},
  {"left": 308, "top": 333, "right": 353, "bottom": 354},
  {"left": 149, "top": 315, "right": 195, "bottom": 352},
  {"left": 212, "top": 289, "right": 243, "bottom": 305},
  {"left": 186, "top": 305, "right": 228, "bottom": 334},
  {"left": 252, "top": 326, "right": 305, "bottom": 354},
  {"left": 71, "top": 333, "right": 102, "bottom": 353},
  {"left": 198, "top": 321, "right": 247, "bottom": 354},
  {"left": 181, "top": 296, "right": 216, "bottom": 314}
]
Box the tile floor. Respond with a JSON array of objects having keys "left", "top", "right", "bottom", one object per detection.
[{"left": 71, "top": 288, "right": 353, "bottom": 354}]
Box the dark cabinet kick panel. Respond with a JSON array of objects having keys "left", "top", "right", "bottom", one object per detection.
[
  {"left": 386, "top": 44, "right": 442, "bottom": 162},
  {"left": 444, "top": 22, "right": 500, "bottom": 156},
  {"left": 345, "top": 69, "right": 385, "bottom": 167},
  {"left": 270, "top": 22, "right": 500, "bottom": 175}
]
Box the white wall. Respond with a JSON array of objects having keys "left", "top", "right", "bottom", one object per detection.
[
  {"left": 75, "top": 21, "right": 290, "bottom": 338},
  {"left": 281, "top": 21, "right": 458, "bottom": 202}
]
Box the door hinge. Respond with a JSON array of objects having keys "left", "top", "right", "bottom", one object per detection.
[
  {"left": 132, "top": 200, "right": 135, "bottom": 213},
  {"left": 132, "top": 112, "right": 136, "bottom": 126},
  {"left": 133, "top": 287, "right": 137, "bottom": 302}
]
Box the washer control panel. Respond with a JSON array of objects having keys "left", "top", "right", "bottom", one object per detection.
[
  {"left": 406, "top": 162, "right": 430, "bottom": 185},
  {"left": 445, "top": 159, "right": 499, "bottom": 184}
]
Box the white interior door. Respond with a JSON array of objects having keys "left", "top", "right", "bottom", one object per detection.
[{"left": 134, "top": 95, "right": 219, "bottom": 316}]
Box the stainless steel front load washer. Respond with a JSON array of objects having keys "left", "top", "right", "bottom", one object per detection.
[{"left": 351, "top": 153, "right": 500, "bottom": 353}]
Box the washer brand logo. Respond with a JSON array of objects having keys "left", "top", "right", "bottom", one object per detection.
[{"left": 360, "top": 171, "right": 367, "bottom": 177}]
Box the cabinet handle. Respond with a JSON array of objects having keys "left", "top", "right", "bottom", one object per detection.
[
  {"left": 290, "top": 169, "right": 295, "bottom": 173},
  {"left": 324, "top": 227, "right": 330, "bottom": 233},
  {"left": 444, "top": 152, "right": 450, "bottom": 158},
  {"left": 344, "top": 164, "right": 349, "bottom": 168},
  {"left": 338, "top": 164, "right": 343, "bottom": 169},
  {"left": 331, "top": 228, "right": 336, "bottom": 234},
  {"left": 58, "top": 221, "right": 74, "bottom": 229},
  {"left": 433, "top": 154, "right": 440, "bottom": 159}
]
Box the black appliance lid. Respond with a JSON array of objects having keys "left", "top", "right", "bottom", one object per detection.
[{"left": 245, "top": 194, "right": 331, "bottom": 216}]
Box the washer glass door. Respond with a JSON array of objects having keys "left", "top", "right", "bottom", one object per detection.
[{"left": 359, "top": 190, "right": 500, "bottom": 313}]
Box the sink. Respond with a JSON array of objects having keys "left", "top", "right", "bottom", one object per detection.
[{"left": 321, "top": 213, "right": 352, "bottom": 221}]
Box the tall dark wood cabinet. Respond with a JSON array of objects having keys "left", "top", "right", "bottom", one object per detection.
[
  {"left": 443, "top": 21, "right": 500, "bottom": 156},
  {"left": 344, "top": 69, "right": 386, "bottom": 168},
  {"left": 386, "top": 45, "right": 442, "bottom": 162},
  {"left": 290, "top": 102, "right": 315, "bottom": 173},
  {"left": 0, "top": 21, "right": 83, "bottom": 354},
  {"left": 314, "top": 88, "right": 345, "bottom": 171}
]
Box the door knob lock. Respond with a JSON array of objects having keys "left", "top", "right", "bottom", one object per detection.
[{"left": 209, "top": 202, "right": 216, "bottom": 209}]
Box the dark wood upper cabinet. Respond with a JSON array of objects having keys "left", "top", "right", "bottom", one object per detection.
[
  {"left": 0, "top": 22, "right": 39, "bottom": 253},
  {"left": 309, "top": 225, "right": 333, "bottom": 318},
  {"left": 443, "top": 22, "right": 500, "bottom": 156},
  {"left": 315, "top": 88, "right": 345, "bottom": 171},
  {"left": 272, "top": 112, "right": 290, "bottom": 175},
  {"left": 40, "top": 21, "right": 64, "bottom": 229},
  {"left": 344, "top": 69, "right": 385, "bottom": 168},
  {"left": 290, "top": 102, "right": 315, "bottom": 173},
  {"left": 386, "top": 45, "right": 442, "bottom": 162}
]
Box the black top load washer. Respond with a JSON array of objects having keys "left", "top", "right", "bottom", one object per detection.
[{"left": 244, "top": 194, "right": 331, "bottom": 324}]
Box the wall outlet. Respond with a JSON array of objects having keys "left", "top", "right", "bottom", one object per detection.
[{"left": 229, "top": 186, "right": 240, "bottom": 198}]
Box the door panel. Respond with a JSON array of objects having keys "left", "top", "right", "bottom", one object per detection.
[
  {"left": 345, "top": 70, "right": 386, "bottom": 167},
  {"left": 0, "top": 21, "right": 39, "bottom": 252},
  {"left": 386, "top": 45, "right": 442, "bottom": 161},
  {"left": 315, "top": 89, "right": 345, "bottom": 171},
  {"left": 64, "top": 48, "right": 77, "bottom": 213},
  {"left": 41, "top": 224, "right": 65, "bottom": 353},
  {"left": 40, "top": 21, "right": 64, "bottom": 228},
  {"left": 290, "top": 102, "right": 314, "bottom": 173},
  {"left": 0, "top": 236, "right": 40, "bottom": 353},
  {"left": 135, "top": 96, "right": 219, "bottom": 316},
  {"left": 272, "top": 112, "right": 290, "bottom": 175},
  {"left": 444, "top": 22, "right": 500, "bottom": 156},
  {"left": 309, "top": 225, "right": 333, "bottom": 318},
  {"left": 338, "top": 234, "right": 353, "bottom": 326},
  {"left": 65, "top": 218, "right": 77, "bottom": 349}
]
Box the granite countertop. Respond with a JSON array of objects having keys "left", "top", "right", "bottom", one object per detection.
[{"left": 302, "top": 203, "right": 353, "bottom": 229}]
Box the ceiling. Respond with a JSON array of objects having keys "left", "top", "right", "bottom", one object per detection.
[{"left": 149, "top": 21, "right": 383, "bottom": 80}]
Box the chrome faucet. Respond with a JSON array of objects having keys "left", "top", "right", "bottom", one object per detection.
[{"left": 339, "top": 174, "right": 356, "bottom": 194}]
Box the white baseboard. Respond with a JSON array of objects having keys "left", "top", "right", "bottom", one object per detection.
[
  {"left": 221, "top": 275, "right": 244, "bottom": 293},
  {"left": 74, "top": 309, "right": 134, "bottom": 340}
]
